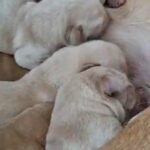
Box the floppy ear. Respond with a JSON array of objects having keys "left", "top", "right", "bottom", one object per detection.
[
  {"left": 65, "top": 25, "right": 85, "bottom": 45},
  {"left": 102, "top": 75, "right": 136, "bottom": 110}
]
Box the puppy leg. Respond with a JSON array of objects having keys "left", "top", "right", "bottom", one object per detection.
[{"left": 15, "top": 44, "right": 50, "bottom": 69}]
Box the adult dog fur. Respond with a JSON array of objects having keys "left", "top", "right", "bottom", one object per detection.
[
  {"left": 0, "top": 41, "right": 126, "bottom": 125},
  {"left": 46, "top": 66, "right": 136, "bottom": 150},
  {"left": 0, "top": 102, "right": 53, "bottom": 150},
  {"left": 100, "top": 107, "right": 150, "bottom": 150}
]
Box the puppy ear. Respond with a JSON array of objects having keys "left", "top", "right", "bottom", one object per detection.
[
  {"left": 102, "top": 75, "right": 136, "bottom": 110},
  {"left": 65, "top": 25, "right": 85, "bottom": 45}
]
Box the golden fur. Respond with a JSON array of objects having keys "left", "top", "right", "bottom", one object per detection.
[
  {"left": 99, "top": 107, "right": 150, "bottom": 150},
  {"left": 0, "top": 102, "right": 53, "bottom": 150}
]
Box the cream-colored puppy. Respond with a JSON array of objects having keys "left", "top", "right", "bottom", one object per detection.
[
  {"left": 0, "top": 0, "right": 38, "bottom": 54},
  {"left": 46, "top": 66, "right": 136, "bottom": 150},
  {"left": 0, "top": 41, "right": 126, "bottom": 125},
  {"left": 102, "top": 0, "right": 150, "bottom": 105},
  {"left": 13, "top": 0, "right": 109, "bottom": 69}
]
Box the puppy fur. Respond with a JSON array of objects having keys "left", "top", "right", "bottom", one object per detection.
[
  {"left": 0, "top": 41, "right": 126, "bottom": 125},
  {"left": 0, "top": 0, "right": 37, "bottom": 54},
  {"left": 0, "top": 0, "right": 109, "bottom": 69},
  {"left": 102, "top": 0, "right": 150, "bottom": 106},
  {"left": 46, "top": 66, "right": 136, "bottom": 150}
]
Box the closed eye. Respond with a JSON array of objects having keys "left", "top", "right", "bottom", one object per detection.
[{"left": 80, "top": 63, "right": 101, "bottom": 72}]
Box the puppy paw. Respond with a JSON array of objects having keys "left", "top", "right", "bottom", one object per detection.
[
  {"left": 15, "top": 51, "right": 40, "bottom": 69},
  {"left": 14, "top": 45, "right": 50, "bottom": 69}
]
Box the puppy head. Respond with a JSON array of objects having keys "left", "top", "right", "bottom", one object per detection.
[
  {"left": 83, "top": 66, "right": 136, "bottom": 122},
  {"left": 84, "top": 67, "right": 136, "bottom": 110},
  {"left": 65, "top": 0, "right": 109, "bottom": 45},
  {"left": 46, "top": 41, "right": 126, "bottom": 88}
]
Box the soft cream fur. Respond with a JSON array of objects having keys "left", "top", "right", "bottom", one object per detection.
[
  {"left": 0, "top": 52, "right": 28, "bottom": 81},
  {"left": 102, "top": 0, "right": 150, "bottom": 105},
  {"left": 46, "top": 66, "right": 136, "bottom": 150},
  {"left": 0, "top": 102, "right": 53, "bottom": 150},
  {"left": 0, "top": 0, "right": 109, "bottom": 69},
  {"left": 99, "top": 107, "right": 150, "bottom": 150},
  {"left": 0, "top": 0, "right": 36, "bottom": 54},
  {"left": 0, "top": 41, "right": 126, "bottom": 125}
]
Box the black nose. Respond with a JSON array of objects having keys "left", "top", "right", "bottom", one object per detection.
[
  {"left": 104, "top": 0, "right": 126, "bottom": 8},
  {"left": 104, "top": 0, "right": 114, "bottom": 8},
  {"left": 34, "top": 0, "right": 42, "bottom": 2}
]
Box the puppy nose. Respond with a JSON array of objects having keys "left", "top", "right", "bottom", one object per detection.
[
  {"left": 104, "top": 0, "right": 126, "bottom": 8},
  {"left": 34, "top": 0, "right": 42, "bottom": 2}
]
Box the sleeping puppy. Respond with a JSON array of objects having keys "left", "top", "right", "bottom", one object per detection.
[
  {"left": 99, "top": 107, "right": 150, "bottom": 150},
  {"left": 102, "top": 0, "right": 150, "bottom": 106},
  {"left": 0, "top": 0, "right": 39, "bottom": 54},
  {"left": 13, "top": 0, "right": 109, "bottom": 69},
  {"left": 46, "top": 66, "right": 136, "bottom": 150},
  {"left": 0, "top": 40, "right": 126, "bottom": 125},
  {"left": 0, "top": 102, "right": 53, "bottom": 150},
  {"left": 0, "top": 52, "right": 28, "bottom": 81}
]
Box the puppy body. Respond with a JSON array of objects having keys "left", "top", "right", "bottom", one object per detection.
[
  {"left": 0, "top": 41, "right": 126, "bottom": 124},
  {"left": 0, "top": 0, "right": 34, "bottom": 54},
  {"left": 13, "top": 0, "right": 109, "bottom": 69},
  {"left": 102, "top": 0, "right": 150, "bottom": 105},
  {"left": 46, "top": 67, "right": 136, "bottom": 150}
]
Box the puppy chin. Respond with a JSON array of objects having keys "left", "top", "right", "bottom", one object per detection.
[{"left": 101, "top": 100, "right": 126, "bottom": 124}]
